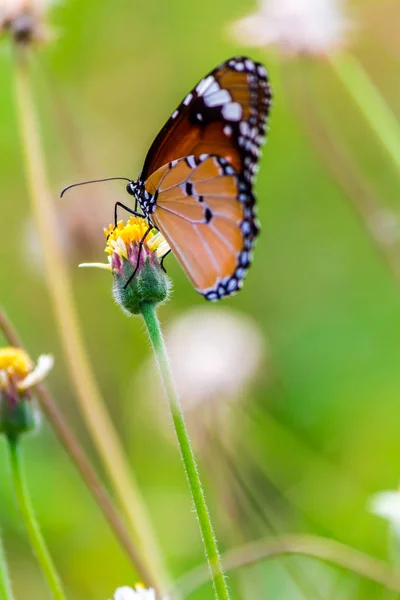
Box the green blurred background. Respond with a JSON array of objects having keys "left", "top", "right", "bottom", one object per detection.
[{"left": 2, "top": 0, "right": 400, "bottom": 598}]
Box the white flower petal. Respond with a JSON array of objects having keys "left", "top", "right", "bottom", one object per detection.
[
  {"left": 165, "top": 307, "right": 266, "bottom": 409},
  {"left": 113, "top": 587, "right": 160, "bottom": 600},
  {"left": 229, "top": 0, "right": 349, "bottom": 56},
  {"left": 78, "top": 262, "right": 112, "bottom": 270},
  {"left": 114, "top": 587, "right": 138, "bottom": 600},
  {"left": 369, "top": 490, "right": 400, "bottom": 526},
  {"left": 0, "top": 370, "right": 8, "bottom": 390},
  {"left": 17, "top": 354, "right": 54, "bottom": 390}
]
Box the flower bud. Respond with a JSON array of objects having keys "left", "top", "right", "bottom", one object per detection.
[
  {"left": 0, "top": 348, "right": 54, "bottom": 438},
  {"left": 80, "top": 217, "right": 171, "bottom": 315}
]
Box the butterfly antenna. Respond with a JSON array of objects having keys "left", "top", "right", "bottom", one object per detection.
[{"left": 60, "top": 177, "right": 133, "bottom": 198}]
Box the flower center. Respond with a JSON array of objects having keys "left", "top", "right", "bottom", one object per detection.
[
  {"left": 0, "top": 347, "right": 33, "bottom": 378},
  {"left": 104, "top": 217, "right": 169, "bottom": 260}
]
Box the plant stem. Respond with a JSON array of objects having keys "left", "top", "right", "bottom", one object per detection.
[
  {"left": 176, "top": 533, "right": 400, "bottom": 597},
  {"left": 12, "top": 47, "right": 169, "bottom": 591},
  {"left": 329, "top": 52, "right": 400, "bottom": 174},
  {"left": 0, "top": 535, "right": 14, "bottom": 600},
  {"left": 7, "top": 436, "right": 66, "bottom": 600},
  {"left": 0, "top": 307, "right": 154, "bottom": 585},
  {"left": 140, "top": 302, "right": 230, "bottom": 600}
]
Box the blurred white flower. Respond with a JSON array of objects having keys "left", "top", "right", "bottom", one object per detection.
[
  {"left": 113, "top": 585, "right": 167, "bottom": 600},
  {"left": 0, "top": 0, "right": 58, "bottom": 43},
  {"left": 369, "top": 490, "right": 400, "bottom": 532},
  {"left": 165, "top": 307, "right": 267, "bottom": 412},
  {"left": 367, "top": 209, "right": 400, "bottom": 246},
  {"left": 132, "top": 307, "right": 268, "bottom": 453},
  {"left": 229, "top": 0, "right": 350, "bottom": 56}
]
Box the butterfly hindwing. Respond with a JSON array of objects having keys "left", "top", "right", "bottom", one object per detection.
[
  {"left": 144, "top": 154, "right": 258, "bottom": 300},
  {"left": 140, "top": 56, "right": 271, "bottom": 185}
]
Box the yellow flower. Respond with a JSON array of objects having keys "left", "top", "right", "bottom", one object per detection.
[
  {"left": 104, "top": 218, "right": 168, "bottom": 259},
  {"left": 0, "top": 347, "right": 53, "bottom": 391},
  {"left": 0, "top": 347, "right": 54, "bottom": 437},
  {"left": 0, "top": 347, "right": 33, "bottom": 380},
  {"left": 80, "top": 216, "right": 171, "bottom": 315},
  {"left": 81, "top": 217, "right": 170, "bottom": 272}
]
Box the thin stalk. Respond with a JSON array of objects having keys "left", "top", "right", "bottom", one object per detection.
[
  {"left": 176, "top": 533, "right": 400, "bottom": 597},
  {"left": 12, "top": 48, "right": 169, "bottom": 591},
  {"left": 329, "top": 52, "right": 400, "bottom": 174},
  {"left": 140, "top": 301, "right": 230, "bottom": 600},
  {"left": 7, "top": 436, "right": 66, "bottom": 600},
  {"left": 0, "top": 535, "right": 14, "bottom": 600},
  {"left": 281, "top": 60, "right": 400, "bottom": 286},
  {"left": 0, "top": 308, "right": 153, "bottom": 584}
]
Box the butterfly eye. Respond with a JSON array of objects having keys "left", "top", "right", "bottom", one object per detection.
[{"left": 126, "top": 182, "right": 136, "bottom": 196}]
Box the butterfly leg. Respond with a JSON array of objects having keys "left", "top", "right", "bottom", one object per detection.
[
  {"left": 114, "top": 201, "right": 144, "bottom": 228},
  {"left": 123, "top": 225, "right": 153, "bottom": 289},
  {"left": 108, "top": 202, "right": 146, "bottom": 241},
  {"left": 160, "top": 249, "right": 171, "bottom": 273}
]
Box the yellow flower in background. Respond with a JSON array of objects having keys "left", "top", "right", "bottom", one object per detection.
[
  {"left": 0, "top": 347, "right": 54, "bottom": 437},
  {"left": 0, "top": 347, "right": 53, "bottom": 392}
]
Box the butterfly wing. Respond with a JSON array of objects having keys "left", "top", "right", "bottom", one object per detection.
[
  {"left": 145, "top": 155, "right": 258, "bottom": 300},
  {"left": 140, "top": 56, "right": 271, "bottom": 184}
]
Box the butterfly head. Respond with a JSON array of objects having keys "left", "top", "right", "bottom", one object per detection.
[{"left": 126, "top": 181, "right": 138, "bottom": 196}]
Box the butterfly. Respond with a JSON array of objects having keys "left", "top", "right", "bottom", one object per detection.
[{"left": 64, "top": 56, "right": 272, "bottom": 300}]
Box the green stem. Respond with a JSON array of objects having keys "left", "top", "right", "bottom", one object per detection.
[
  {"left": 329, "top": 52, "right": 400, "bottom": 173},
  {"left": 176, "top": 533, "right": 400, "bottom": 597},
  {"left": 0, "top": 535, "right": 14, "bottom": 600},
  {"left": 140, "top": 302, "right": 230, "bottom": 600},
  {"left": 7, "top": 437, "right": 66, "bottom": 600}
]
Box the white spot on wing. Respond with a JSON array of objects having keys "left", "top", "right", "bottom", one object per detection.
[
  {"left": 204, "top": 89, "right": 231, "bottom": 107},
  {"left": 257, "top": 65, "right": 267, "bottom": 78},
  {"left": 204, "top": 80, "right": 220, "bottom": 95},
  {"left": 172, "top": 109, "right": 179, "bottom": 119},
  {"left": 223, "top": 125, "right": 232, "bottom": 136},
  {"left": 196, "top": 75, "right": 214, "bottom": 96},
  {"left": 186, "top": 156, "right": 197, "bottom": 169},
  {"left": 183, "top": 93, "right": 193, "bottom": 106},
  {"left": 245, "top": 59, "right": 255, "bottom": 71},
  {"left": 221, "top": 102, "right": 242, "bottom": 122},
  {"left": 240, "top": 121, "right": 249, "bottom": 136}
]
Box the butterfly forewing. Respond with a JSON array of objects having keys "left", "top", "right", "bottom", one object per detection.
[
  {"left": 145, "top": 155, "right": 258, "bottom": 300},
  {"left": 140, "top": 57, "right": 271, "bottom": 184}
]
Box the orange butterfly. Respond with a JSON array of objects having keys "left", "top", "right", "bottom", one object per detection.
[{"left": 65, "top": 57, "right": 272, "bottom": 300}]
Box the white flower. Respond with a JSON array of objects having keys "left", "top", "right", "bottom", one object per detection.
[
  {"left": 165, "top": 307, "right": 266, "bottom": 411},
  {"left": 112, "top": 585, "right": 167, "bottom": 600},
  {"left": 0, "top": 0, "right": 58, "bottom": 43},
  {"left": 369, "top": 490, "right": 400, "bottom": 532},
  {"left": 367, "top": 209, "right": 400, "bottom": 247},
  {"left": 229, "top": 0, "right": 350, "bottom": 56}
]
